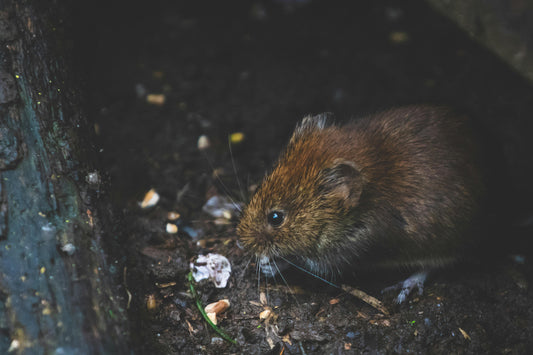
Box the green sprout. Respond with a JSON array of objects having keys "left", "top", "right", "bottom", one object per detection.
[{"left": 187, "top": 271, "right": 237, "bottom": 345}]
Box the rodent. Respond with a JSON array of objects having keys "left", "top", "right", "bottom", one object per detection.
[{"left": 237, "top": 105, "right": 485, "bottom": 287}]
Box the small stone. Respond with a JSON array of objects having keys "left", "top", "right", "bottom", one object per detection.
[
  {"left": 166, "top": 223, "right": 178, "bottom": 234},
  {"left": 211, "top": 337, "right": 224, "bottom": 345},
  {"left": 167, "top": 211, "right": 181, "bottom": 221}
]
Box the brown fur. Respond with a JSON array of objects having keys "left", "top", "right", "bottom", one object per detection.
[{"left": 237, "top": 106, "right": 484, "bottom": 276}]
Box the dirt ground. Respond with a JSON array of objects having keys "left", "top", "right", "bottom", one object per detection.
[{"left": 74, "top": 0, "right": 533, "bottom": 353}]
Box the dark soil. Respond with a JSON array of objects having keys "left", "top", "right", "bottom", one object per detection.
[{"left": 74, "top": 0, "right": 533, "bottom": 353}]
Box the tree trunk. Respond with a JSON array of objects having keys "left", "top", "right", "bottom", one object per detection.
[{"left": 0, "top": 1, "right": 128, "bottom": 353}]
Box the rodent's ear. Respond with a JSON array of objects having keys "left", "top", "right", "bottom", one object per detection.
[
  {"left": 291, "top": 113, "right": 333, "bottom": 143},
  {"left": 319, "top": 159, "right": 363, "bottom": 209}
]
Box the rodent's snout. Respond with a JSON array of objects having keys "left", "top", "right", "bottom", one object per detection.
[
  {"left": 237, "top": 227, "right": 273, "bottom": 253},
  {"left": 236, "top": 209, "right": 283, "bottom": 257}
]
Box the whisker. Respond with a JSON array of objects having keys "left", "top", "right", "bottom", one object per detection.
[
  {"left": 272, "top": 259, "right": 300, "bottom": 306},
  {"left": 189, "top": 219, "right": 235, "bottom": 227},
  {"left": 265, "top": 259, "right": 279, "bottom": 303},
  {"left": 256, "top": 256, "right": 261, "bottom": 295},
  {"left": 278, "top": 256, "right": 340, "bottom": 289},
  {"left": 235, "top": 255, "right": 253, "bottom": 290},
  {"left": 242, "top": 255, "right": 254, "bottom": 274},
  {"left": 298, "top": 341, "right": 308, "bottom": 355},
  {"left": 228, "top": 135, "right": 246, "bottom": 204},
  {"left": 201, "top": 150, "right": 242, "bottom": 212}
]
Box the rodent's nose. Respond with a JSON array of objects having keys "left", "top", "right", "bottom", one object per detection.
[
  {"left": 239, "top": 229, "right": 274, "bottom": 252},
  {"left": 255, "top": 232, "right": 273, "bottom": 244}
]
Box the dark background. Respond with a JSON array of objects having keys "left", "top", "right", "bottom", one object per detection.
[
  {"left": 71, "top": 0, "right": 533, "bottom": 353},
  {"left": 76, "top": 0, "right": 533, "bottom": 204}
]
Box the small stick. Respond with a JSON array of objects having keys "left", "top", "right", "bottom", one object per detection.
[
  {"left": 123, "top": 267, "right": 132, "bottom": 309},
  {"left": 341, "top": 284, "right": 390, "bottom": 315}
]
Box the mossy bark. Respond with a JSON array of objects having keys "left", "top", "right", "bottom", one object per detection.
[{"left": 0, "top": 1, "right": 128, "bottom": 353}]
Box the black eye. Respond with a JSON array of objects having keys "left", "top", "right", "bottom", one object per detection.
[{"left": 267, "top": 210, "right": 285, "bottom": 227}]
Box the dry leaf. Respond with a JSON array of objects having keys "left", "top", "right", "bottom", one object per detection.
[
  {"left": 260, "top": 292, "right": 267, "bottom": 305},
  {"left": 259, "top": 309, "right": 271, "bottom": 320},
  {"left": 459, "top": 327, "right": 471, "bottom": 340}
]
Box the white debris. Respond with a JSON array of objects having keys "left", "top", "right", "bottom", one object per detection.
[
  {"left": 197, "top": 135, "right": 210, "bottom": 150},
  {"left": 202, "top": 195, "right": 241, "bottom": 219},
  {"left": 86, "top": 171, "right": 101, "bottom": 185},
  {"left": 190, "top": 253, "right": 232, "bottom": 288},
  {"left": 7, "top": 339, "right": 20, "bottom": 352},
  {"left": 61, "top": 243, "right": 76, "bottom": 256}
]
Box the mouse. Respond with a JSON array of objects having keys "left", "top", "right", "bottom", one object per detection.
[{"left": 237, "top": 105, "right": 486, "bottom": 303}]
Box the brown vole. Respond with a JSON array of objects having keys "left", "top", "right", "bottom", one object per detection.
[{"left": 237, "top": 106, "right": 485, "bottom": 302}]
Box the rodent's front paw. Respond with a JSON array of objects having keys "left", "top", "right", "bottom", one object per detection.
[
  {"left": 382, "top": 271, "right": 428, "bottom": 304},
  {"left": 258, "top": 256, "right": 289, "bottom": 277}
]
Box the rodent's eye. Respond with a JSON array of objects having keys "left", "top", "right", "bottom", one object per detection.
[{"left": 267, "top": 210, "right": 285, "bottom": 228}]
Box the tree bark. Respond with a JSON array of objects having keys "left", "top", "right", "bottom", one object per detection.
[
  {"left": 425, "top": 0, "right": 533, "bottom": 84},
  {"left": 0, "top": 1, "right": 128, "bottom": 353}
]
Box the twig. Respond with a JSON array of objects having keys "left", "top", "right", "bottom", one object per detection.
[
  {"left": 123, "top": 267, "right": 132, "bottom": 309},
  {"left": 341, "top": 284, "right": 390, "bottom": 315}
]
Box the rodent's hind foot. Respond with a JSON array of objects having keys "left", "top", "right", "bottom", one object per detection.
[{"left": 382, "top": 271, "right": 428, "bottom": 304}]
